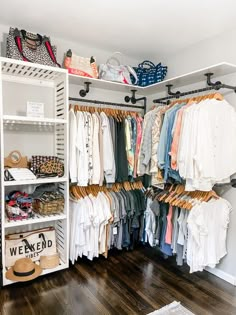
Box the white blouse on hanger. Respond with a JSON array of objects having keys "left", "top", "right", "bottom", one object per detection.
[
  {"left": 86, "top": 112, "right": 93, "bottom": 185},
  {"left": 187, "top": 197, "right": 231, "bottom": 273},
  {"left": 69, "top": 108, "right": 77, "bottom": 183},
  {"left": 76, "top": 112, "right": 88, "bottom": 186},
  {"left": 91, "top": 113, "right": 101, "bottom": 185},
  {"left": 177, "top": 98, "right": 236, "bottom": 191}
]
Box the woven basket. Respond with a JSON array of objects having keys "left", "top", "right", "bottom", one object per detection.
[{"left": 32, "top": 192, "right": 64, "bottom": 215}]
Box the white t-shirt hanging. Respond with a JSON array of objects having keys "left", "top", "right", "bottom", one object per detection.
[
  {"left": 83, "top": 196, "right": 94, "bottom": 259},
  {"left": 88, "top": 194, "right": 100, "bottom": 259},
  {"left": 97, "top": 192, "right": 112, "bottom": 254}
]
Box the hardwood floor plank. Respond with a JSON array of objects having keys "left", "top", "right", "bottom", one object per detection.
[
  {"left": 1, "top": 247, "right": 236, "bottom": 315},
  {"left": 76, "top": 262, "right": 153, "bottom": 314},
  {"left": 127, "top": 248, "right": 236, "bottom": 314},
  {"left": 74, "top": 265, "right": 133, "bottom": 315}
]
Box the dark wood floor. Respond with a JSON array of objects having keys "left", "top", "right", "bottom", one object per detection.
[{"left": 1, "top": 246, "right": 236, "bottom": 315}]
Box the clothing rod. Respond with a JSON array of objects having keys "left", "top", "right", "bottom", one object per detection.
[
  {"left": 69, "top": 97, "right": 145, "bottom": 110},
  {"left": 153, "top": 83, "right": 236, "bottom": 103},
  {"left": 154, "top": 100, "right": 169, "bottom": 105},
  {"left": 153, "top": 86, "right": 217, "bottom": 103}
]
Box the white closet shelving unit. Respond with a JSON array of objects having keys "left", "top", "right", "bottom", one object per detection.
[
  {"left": 0, "top": 57, "right": 69, "bottom": 286},
  {"left": 0, "top": 58, "right": 235, "bottom": 286}
]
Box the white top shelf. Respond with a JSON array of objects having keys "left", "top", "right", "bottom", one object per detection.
[
  {"left": 4, "top": 177, "right": 68, "bottom": 186},
  {"left": 141, "top": 62, "right": 236, "bottom": 96},
  {"left": 69, "top": 73, "right": 144, "bottom": 94},
  {"left": 69, "top": 62, "right": 236, "bottom": 97},
  {"left": 0, "top": 57, "right": 67, "bottom": 85},
  {"left": 3, "top": 115, "right": 67, "bottom": 125}
]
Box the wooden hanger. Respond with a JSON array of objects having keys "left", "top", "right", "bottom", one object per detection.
[
  {"left": 212, "top": 92, "right": 224, "bottom": 101},
  {"left": 186, "top": 201, "right": 193, "bottom": 210},
  {"left": 112, "top": 184, "right": 116, "bottom": 192},
  {"left": 159, "top": 189, "right": 170, "bottom": 202},
  {"left": 181, "top": 194, "right": 192, "bottom": 209},
  {"left": 169, "top": 185, "right": 186, "bottom": 203},
  {"left": 80, "top": 186, "right": 88, "bottom": 198},
  {"left": 171, "top": 189, "right": 191, "bottom": 209},
  {"left": 165, "top": 186, "right": 178, "bottom": 203},
  {"left": 185, "top": 96, "right": 196, "bottom": 106},
  {"left": 204, "top": 190, "right": 219, "bottom": 202},
  {"left": 139, "top": 181, "right": 144, "bottom": 190},
  {"left": 70, "top": 186, "right": 82, "bottom": 199},
  {"left": 160, "top": 186, "right": 174, "bottom": 202},
  {"left": 150, "top": 105, "right": 157, "bottom": 110},
  {"left": 112, "top": 109, "right": 118, "bottom": 121},
  {"left": 171, "top": 187, "right": 188, "bottom": 206},
  {"left": 90, "top": 185, "right": 97, "bottom": 196}
]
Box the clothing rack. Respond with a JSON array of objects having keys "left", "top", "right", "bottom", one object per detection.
[
  {"left": 153, "top": 86, "right": 217, "bottom": 104},
  {"left": 69, "top": 97, "right": 146, "bottom": 113},
  {"left": 147, "top": 184, "right": 219, "bottom": 210},
  {"left": 153, "top": 72, "right": 236, "bottom": 104}
]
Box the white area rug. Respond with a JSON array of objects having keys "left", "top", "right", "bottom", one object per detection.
[{"left": 147, "top": 301, "right": 195, "bottom": 315}]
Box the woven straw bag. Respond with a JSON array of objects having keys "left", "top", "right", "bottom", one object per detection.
[{"left": 32, "top": 192, "right": 64, "bottom": 215}]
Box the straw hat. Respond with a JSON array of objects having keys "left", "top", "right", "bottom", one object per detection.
[
  {"left": 40, "top": 253, "right": 59, "bottom": 269},
  {"left": 6, "top": 258, "right": 42, "bottom": 282}
]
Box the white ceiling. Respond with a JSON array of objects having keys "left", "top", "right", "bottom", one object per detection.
[{"left": 0, "top": 0, "right": 236, "bottom": 60}]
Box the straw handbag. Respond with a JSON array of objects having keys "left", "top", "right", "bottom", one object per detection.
[{"left": 4, "top": 150, "right": 28, "bottom": 168}]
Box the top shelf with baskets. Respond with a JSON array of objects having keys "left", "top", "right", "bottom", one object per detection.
[
  {"left": 142, "top": 62, "right": 236, "bottom": 96},
  {"left": 2, "top": 59, "right": 236, "bottom": 96},
  {"left": 68, "top": 62, "right": 236, "bottom": 97}
]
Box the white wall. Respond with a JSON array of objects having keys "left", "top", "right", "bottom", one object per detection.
[
  {"left": 154, "top": 30, "right": 236, "bottom": 282},
  {"left": 162, "top": 28, "right": 236, "bottom": 78},
  {"left": 0, "top": 23, "right": 140, "bottom": 67},
  {"left": 0, "top": 22, "right": 148, "bottom": 112},
  {"left": 0, "top": 23, "right": 147, "bottom": 108}
]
